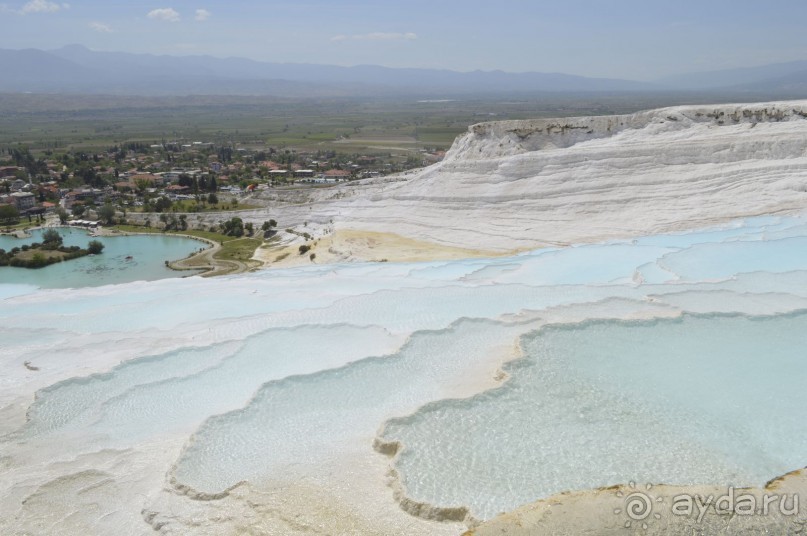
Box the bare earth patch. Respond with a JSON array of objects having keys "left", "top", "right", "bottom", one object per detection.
[{"left": 254, "top": 228, "right": 503, "bottom": 269}]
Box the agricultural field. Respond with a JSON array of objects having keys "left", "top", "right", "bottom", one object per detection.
[{"left": 0, "top": 91, "right": 755, "bottom": 157}]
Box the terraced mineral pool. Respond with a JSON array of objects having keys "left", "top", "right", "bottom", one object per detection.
[
  {"left": 0, "top": 227, "right": 206, "bottom": 288},
  {"left": 2, "top": 214, "right": 807, "bottom": 529},
  {"left": 378, "top": 312, "right": 807, "bottom": 520}
]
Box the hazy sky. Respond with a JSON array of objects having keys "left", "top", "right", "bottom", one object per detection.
[{"left": 2, "top": 0, "right": 807, "bottom": 80}]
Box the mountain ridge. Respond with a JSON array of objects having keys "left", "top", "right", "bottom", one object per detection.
[
  {"left": 3, "top": 45, "right": 807, "bottom": 96},
  {"left": 2, "top": 44, "right": 654, "bottom": 95}
]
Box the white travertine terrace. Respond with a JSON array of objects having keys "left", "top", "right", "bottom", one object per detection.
[
  {"left": 2, "top": 102, "right": 807, "bottom": 535},
  {"left": 300, "top": 101, "right": 807, "bottom": 252}
]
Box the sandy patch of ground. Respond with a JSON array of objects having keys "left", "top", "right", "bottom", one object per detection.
[{"left": 254, "top": 228, "right": 504, "bottom": 269}]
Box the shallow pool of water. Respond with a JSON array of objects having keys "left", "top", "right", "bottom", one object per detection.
[
  {"left": 0, "top": 228, "right": 206, "bottom": 288},
  {"left": 380, "top": 312, "right": 807, "bottom": 519},
  {"left": 2, "top": 214, "right": 807, "bottom": 526}
]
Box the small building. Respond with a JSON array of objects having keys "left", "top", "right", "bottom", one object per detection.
[
  {"left": 162, "top": 169, "right": 201, "bottom": 184},
  {"left": 259, "top": 160, "right": 282, "bottom": 170},
  {"left": 322, "top": 169, "right": 351, "bottom": 181},
  {"left": 10, "top": 191, "right": 35, "bottom": 211},
  {"left": 162, "top": 171, "right": 181, "bottom": 183},
  {"left": 130, "top": 173, "right": 163, "bottom": 187},
  {"left": 64, "top": 189, "right": 101, "bottom": 209},
  {"left": 0, "top": 166, "right": 22, "bottom": 178},
  {"left": 70, "top": 219, "right": 98, "bottom": 228},
  {"left": 26, "top": 206, "right": 46, "bottom": 217},
  {"left": 165, "top": 184, "right": 191, "bottom": 195},
  {"left": 38, "top": 184, "right": 60, "bottom": 199}
]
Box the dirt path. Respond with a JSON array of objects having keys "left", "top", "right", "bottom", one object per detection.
[
  {"left": 168, "top": 241, "right": 259, "bottom": 277},
  {"left": 99, "top": 228, "right": 257, "bottom": 277}
]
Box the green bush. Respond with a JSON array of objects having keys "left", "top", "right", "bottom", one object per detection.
[
  {"left": 41, "top": 229, "right": 63, "bottom": 249},
  {"left": 30, "top": 253, "right": 47, "bottom": 268},
  {"left": 87, "top": 240, "right": 105, "bottom": 254}
]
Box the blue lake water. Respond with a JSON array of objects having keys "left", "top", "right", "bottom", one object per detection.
[{"left": 0, "top": 227, "right": 207, "bottom": 288}]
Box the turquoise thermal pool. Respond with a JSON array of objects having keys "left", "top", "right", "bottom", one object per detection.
[
  {"left": 0, "top": 227, "right": 206, "bottom": 288},
  {"left": 1, "top": 214, "right": 806, "bottom": 527}
]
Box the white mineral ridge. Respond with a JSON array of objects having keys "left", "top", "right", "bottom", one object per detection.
[{"left": 321, "top": 101, "right": 807, "bottom": 250}]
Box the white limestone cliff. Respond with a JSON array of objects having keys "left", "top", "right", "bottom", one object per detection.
[{"left": 296, "top": 101, "right": 807, "bottom": 253}]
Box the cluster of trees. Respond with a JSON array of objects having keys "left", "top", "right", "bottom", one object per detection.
[
  {"left": 217, "top": 147, "right": 234, "bottom": 164},
  {"left": 159, "top": 213, "right": 188, "bottom": 232},
  {"left": 73, "top": 166, "right": 107, "bottom": 189},
  {"left": 148, "top": 196, "right": 174, "bottom": 213},
  {"left": 9, "top": 148, "right": 48, "bottom": 177},
  {"left": 219, "top": 217, "right": 246, "bottom": 237},
  {"left": 56, "top": 207, "right": 69, "bottom": 224},
  {"left": 68, "top": 202, "right": 117, "bottom": 223},
  {"left": 58, "top": 152, "right": 112, "bottom": 189},
  {"left": 97, "top": 204, "right": 116, "bottom": 225},
  {"left": 177, "top": 173, "right": 218, "bottom": 193},
  {"left": 214, "top": 218, "right": 278, "bottom": 238},
  {"left": 0, "top": 204, "right": 20, "bottom": 226},
  {"left": 109, "top": 142, "right": 153, "bottom": 163},
  {"left": 121, "top": 193, "right": 173, "bottom": 213},
  {"left": 139, "top": 193, "right": 222, "bottom": 215}
]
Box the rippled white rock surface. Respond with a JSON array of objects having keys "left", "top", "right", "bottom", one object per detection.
[
  {"left": 2, "top": 212, "right": 807, "bottom": 534},
  {"left": 274, "top": 101, "right": 807, "bottom": 255}
]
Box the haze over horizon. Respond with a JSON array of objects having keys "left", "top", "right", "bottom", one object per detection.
[{"left": 2, "top": 0, "right": 807, "bottom": 80}]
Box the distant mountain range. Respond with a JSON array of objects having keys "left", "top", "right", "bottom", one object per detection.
[
  {"left": 656, "top": 60, "right": 807, "bottom": 91},
  {"left": 2, "top": 45, "right": 807, "bottom": 96}
]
